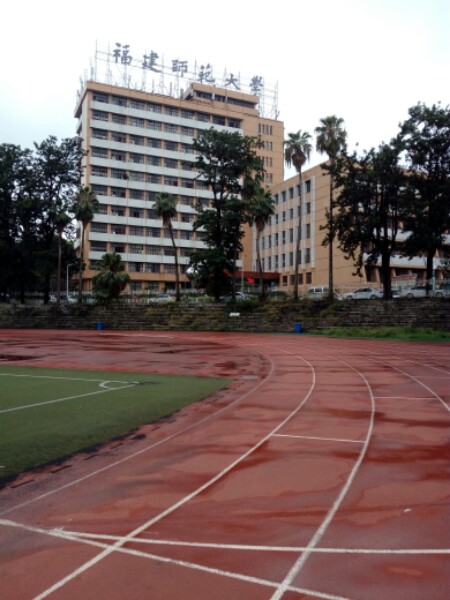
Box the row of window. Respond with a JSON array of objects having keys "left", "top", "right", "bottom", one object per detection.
[
  {"left": 91, "top": 167, "right": 209, "bottom": 190},
  {"left": 92, "top": 147, "right": 196, "bottom": 165},
  {"left": 263, "top": 249, "right": 312, "bottom": 270},
  {"left": 274, "top": 181, "right": 312, "bottom": 203},
  {"left": 90, "top": 189, "right": 211, "bottom": 209},
  {"left": 89, "top": 260, "right": 188, "bottom": 275},
  {"left": 92, "top": 129, "right": 198, "bottom": 152},
  {"left": 90, "top": 243, "right": 198, "bottom": 258},
  {"left": 263, "top": 224, "right": 312, "bottom": 248},
  {"left": 92, "top": 109, "right": 240, "bottom": 130},
  {"left": 91, "top": 223, "right": 202, "bottom": 239},
  {"left": 92, "top": 93, "right": 241, "bottom": 128}
]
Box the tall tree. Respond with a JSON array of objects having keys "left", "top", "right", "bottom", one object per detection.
[
  {"left": 92, "top": 252, "right": 130, "bottom": 304},
  {"left": 154, "top": 192, "right": 180, "bottom": 301},
  {"left": 32, "top": 136, "right": 84, "bottom": 303},
  {"left": 284, "top": 130, "right": 312, "bottom": 300},
  {"left": 315, "top": 116, "right": 347, "bottom": 299},
  {"left": 247, "top": 187, "right": 275, "bottom": 299},
  {"left": 397, "top": 102, "right": 450, "bottom": 292},
  {"left": 191, "top": 129, "right": 264, "bottom": 301},
  {"left": 74, "top": 186, "right": 99, "bottom": 301},
  {"left": 333, "top": 143, "right": 406, "bottom": 298}
]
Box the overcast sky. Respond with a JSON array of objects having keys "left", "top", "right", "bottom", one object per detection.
[{"left": 1, "top": 0, "right": 448, "bottom": 170}]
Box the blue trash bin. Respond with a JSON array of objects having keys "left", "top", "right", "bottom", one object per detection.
[
  {"left": 96, "top": 322, "right": 104, "bottom": 331},
  {"left": 295, "top": 323, "right": 302, "bottom": 334}
]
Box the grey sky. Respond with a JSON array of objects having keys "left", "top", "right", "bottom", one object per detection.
[{"left": 1, "top": 0, "right": 448, "bottom": 169}]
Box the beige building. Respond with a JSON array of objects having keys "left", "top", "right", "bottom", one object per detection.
[
  {"left": 263, "top": 165, "right": 449, "bottom": 296},
  {"left": 74, "top": 80, "right": 284, "bottom": 293}
]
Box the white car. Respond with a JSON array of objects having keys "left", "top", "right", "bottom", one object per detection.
[
  {"left": 342, "top": 287, "right": 383, "bottom": 300},
  {"left": 220, "top": 292, "right": 249, "bottom": 302},
  {"left": 148, "top": 293, "right": 175, "bottom": 303},
  {"left": 399, "top": 285, "right": 428, "bottom": 298}
]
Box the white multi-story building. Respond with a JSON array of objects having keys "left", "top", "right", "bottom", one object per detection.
[{"left": 74, "top": 80, "right": 284, "bottom": 292}]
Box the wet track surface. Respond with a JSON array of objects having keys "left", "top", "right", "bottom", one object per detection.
[{"left": 0, "top": 330, "right": 449, "bottom": 599}]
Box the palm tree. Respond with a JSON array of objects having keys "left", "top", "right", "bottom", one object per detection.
[
  {"left": 92, "top": 251, "right": 130, "bottom": 304},
  {"left": 315, "top": 116, "right": 347, "bottom": 299},
  {"left": 154, "top": 192, "right": 180, "bottom": 301},
  {"left": 74, "top": 187, "right": 99, "bottom": 302},
  {"left": 248, "top": 187, "right": 275, "bottom": 299},
  {"left": 284, "top": 130, "right": 312, "bottom": 300}
]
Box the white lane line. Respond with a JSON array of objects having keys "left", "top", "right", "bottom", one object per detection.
[
  {"left": 0, "top": 346, "right": 273, "bottom": 518},
  {"left": 0, "top": 372, "right": 136, "bottom": 383},
  {"left": 0, "top": 519, "right": 352, "bottom": 600},
  {"left": 27, "top": 353, "right": 318, "bottom": 599},
  {"left": 0, "top": 384, "right": 135, "bottom": 414},
  {"left": 370, "top": 359, "right": 450, "bottom": 413},
  {"left": 273, "top": 434, "right": 364, "bottom": 445},
  {"left": 270, "top": 359, "right": 376, "bottom": 600}
]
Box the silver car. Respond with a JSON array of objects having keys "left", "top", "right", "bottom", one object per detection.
[
  {"left": 399, "top": 285, "right": 428, "bottom": 298},
  {"left": 342, "top": 287, "right": 383, "bottom": 300}
]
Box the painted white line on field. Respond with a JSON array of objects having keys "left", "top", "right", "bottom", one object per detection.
[
  {"left": 0, "top": 519, "right": 352, "bottom": 600},
  {"left": 0, "top": 372, "right": 137, "bottom": 384},
  {"left": 0, "top": 384, "right": 136, "bottom": 414},
  {"left": 27, "top": 354, "right": 318, "bottom": 599},
  {"left": 273, "top": 434, "right": 364, "bottom": 444},
  {"left": 270, "top": 360, "right": 376, "bottom": 600}
]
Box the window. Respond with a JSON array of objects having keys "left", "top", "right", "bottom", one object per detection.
[
  {"left": 112, "top": 225, "right": 126, "bottom": 235},
  {"left": 130, "top": 100, "right": 145, "bottom": 110},
  {"left": 131, "top": 209, "right": 143, "bottom": 218},
  {"left": 181, "top": 144, "right": 194, "bottom": 154},
  {"left": 147, "top": 120, "right": 162, "bottom": 131},
  {"left": 165, "top": 124, "right": 178, "bottom": 134},
  {"left": 165, "top": 141, "right": 178, "bottom": 151},
  {"left": 111, "top": 151, "right": 126, "bottom": 161},
  {"left": 97, "top": 203, "right": 108, "bottom": 213},
  {"left": 112, "top": 133, "right": 126, "bottom": 143},
  {"left": 111, "top": 169, "right": 129, "bottom": 180},
  {"left": 92, "top": 167, "right": 108, "bottom": 177},
  {"left": 129, "top": 226, "right": 143, "bottom": 236},
  {"left": 129, "top": 153, "right": 143, "bottom": 164},
  {"left": 228, "top": 119, "right": 240, "bottom": 128},
  {"left": 149, "top": 174, "right": 161, "bottom": 184},
  {"left": 306, "top": 224, "right": 311, "bottom": 238},
  {"left": 129, "top": 245, "right": 144, "bottom": 254},
  {"left": 129, "top": 135, "right": 144, "bottom": 146},
  {"left": 111, "top": 208, "right": 125, "bottom": 216},
  {"left": 148, "top": 227, "right": 160, "bottom": 237},
  {"left": 305, "top": 180, "right": 311, "bottom": 193},
  {"left": 129, "top": 172, "right": 145, "bottom": 182},
  {"left": 130, "top": 190, "right": 144, "bottom": 200},
  {"left": 306, "top": 202, "right": 311, "bottom": 215},
  {"left": 165, "top": 158, "right": 178, "bottom": 169},
  {"left": 181, "top": 178, "right": 194, "bottom": 189},
  {"left": 129, "top": 262, "right": 144, "bottom": 272},
  {"left": 305, "top": 248, "right": 311, "bottom": 263},
  {"left": 197, "top": 113, "right": 209, "bottom": 122},
  {"left": 91, "top": 223, "right": 107, "bottom": 233},
  {"left": 92, "top": 129, "right": 108, "bottom": 140},
  {"left": 148, "top": 138, "right": 162, "bottom": 148},
  {"left": 145, "top": 262, "right": 160, "bottom": 272},
  {"left": 289, "top": 187, "right": 294, "bottom": 199},
  {"left": 111, "top": 96, "right": 128, "bottom": 106},
  {"left": 113, "top": 245, "right": 125, "bottom": 253},
  {"left": 181, "top": 110, "right": 195, "bottom": 120},
  {"left": 180, "top": 231, "right": 191, "bottom": 240},
  {"left": 149, "top": 156, "right": 161, "bottom": 166},
  {"left": 130, "top": 117, "right": 145, "bottom": 127},
  {"left": 181, "top": 126, "right": 194, "bottom": 136},
  {"left": 165, "top": 106, "right": 179, "bottom": 116},
  {"left": 93, "top": 93, "right": 108, "bottom": 103},
  {"left": 147, "top": 209, "right": 157, "bottom": 219},
  {"left": 92, "top": 147, "right": 108, "bottom": 158},
  {"left": 165, "top": 176, "right": 178, "bottom": 187},
  {"left": 306, "top": 272, "right": 312, "bottom": 284},
  {"left": 111, "top": 188, "right": 126, "bottom": 198},
  {"left": 147, "top": 103, "right": 162, "bottom": 113},
  {"left": 112, "top": 114, "right": 126, "bottom": 125},
  {"left": 92, "top": 111, "right": 109, "bottom": 122},
  {"left": 91, "top": 242, "right": 107, "bottom": 252}
]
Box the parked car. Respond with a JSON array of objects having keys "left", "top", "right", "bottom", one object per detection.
[
  {"left": 303, "top": 286, "right": 331, "bottom": 300},
  {"left": 399, "top": 285, "right": 428, "bottom": 298},
  {"left": 433, "top": 282, "right": 450, "bottom": 298},
  {"left": 342, "top": 287, "right": 383, "bottom": 300},
  {"left": 219, "top": 292, "right": 249, "bottom": 302},
  {"left": 148, "top": 293, "right": 175, "bottom": 303}
]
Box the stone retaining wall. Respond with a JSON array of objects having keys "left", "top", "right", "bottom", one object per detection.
[{"left": 0, "top": 299, "right": 448, "bottom": 333}]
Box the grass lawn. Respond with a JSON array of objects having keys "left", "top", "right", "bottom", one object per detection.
[
  {"left": 0, "top": 365, "right": 231, "bottom": 483},
  {"left": 309, "top": 326, "right": 450, "bottom": 341}
]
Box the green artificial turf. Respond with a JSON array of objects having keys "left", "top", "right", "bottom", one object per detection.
[{"left": 0, "top": 365, "right": 231, "bottom": 483}]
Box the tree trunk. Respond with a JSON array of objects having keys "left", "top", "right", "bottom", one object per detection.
[
  {"left": 78, "top": 227, "right": 84, "bottom": 302},
  {"left": 169, "top": 226, "right": 181, "bottom": 302},
  {"left": 328, "top": 176, "right": 334, "bottom": 300},
  {"left": 57, "top": 235, "right": 62, "bottom": 305},
  {"left": 256, "top": 229, "right": 264, "bottom": 298}
]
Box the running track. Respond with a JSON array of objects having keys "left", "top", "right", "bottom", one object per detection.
[{"left": 0, "top": 329, "right": 449, "bottom": 600}]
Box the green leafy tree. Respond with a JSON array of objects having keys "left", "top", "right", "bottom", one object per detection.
[
  {"left": 397, "top": 102, "right": 450, "bottom": 290},
  {"left": 32, "top": 136, "right": 84, "bottom": 303},
  {"left": 247, "top": 187, "right": 275, "bottom": 298},
  {"left": 92, "top": 252, "right": 130, "bottom": 304},
  {"left": 191, "top": 129, "right": 264, "bottom": 301},
  {"left": 154, "top": 192, "right": 180, "bottom": 301},
  {"left": 74, "top": 186, "right": 99, "bottom": 301},
  {"left": 284, "top": 130, "right": 312, "bottom": 300},
  {"left": 333, "top": 143, "right": 406, "bottom": 298},
  {"left": 315, "top": 116, "right": 347, "bottom": 298}
]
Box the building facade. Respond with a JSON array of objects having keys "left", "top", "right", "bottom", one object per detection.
[{"left": 74, "top": 80, "right": 284, "bottom": 293}]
